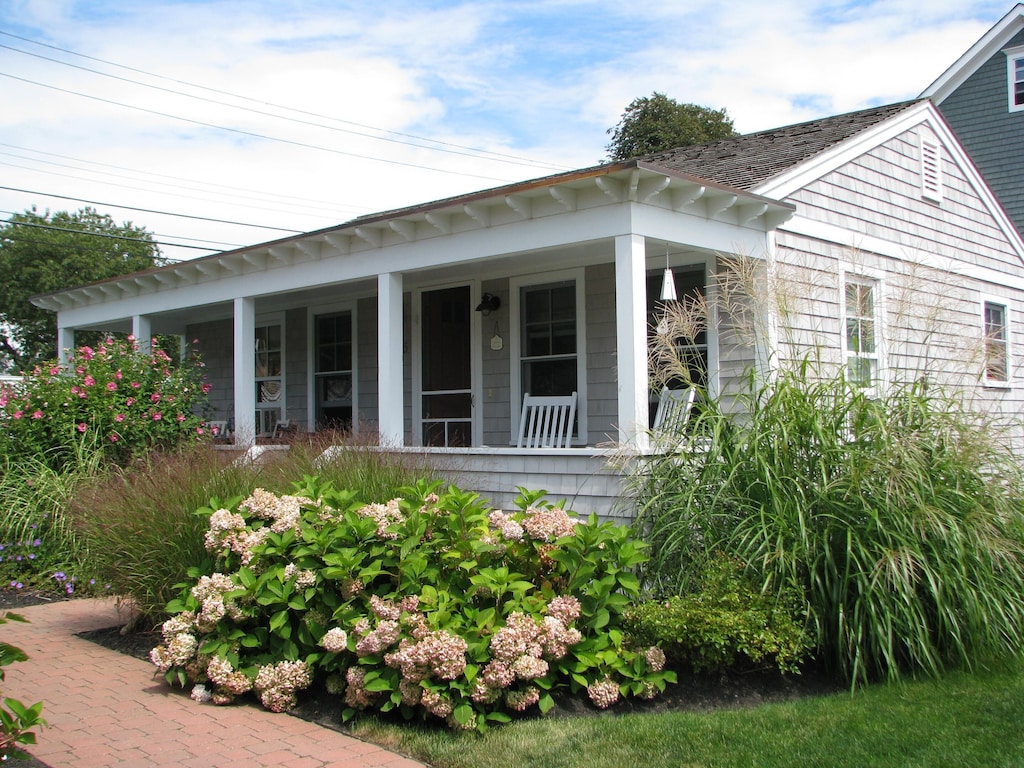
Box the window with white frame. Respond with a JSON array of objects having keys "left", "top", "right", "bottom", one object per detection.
[
  {"left": 521, "top": 280, "right": 578, "bottom": 397},
  {"left": 843, "top": 277, "right": 879, "bottom": 388},
  {"left": 1006, "top": 46, "right": 1024, "bottom": 111},
  {"left": 314, "top": 311, "right": 353, "bottom": 430},
  {"left": 254, "top": 321, "right": 284, "bottom": 435},
  {"left": 983, "top": 299, "right": 1010, "bottom": 384}
]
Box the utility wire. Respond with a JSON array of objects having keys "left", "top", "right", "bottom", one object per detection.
[
  {"left": 0, "top": 159, "right": 344, "bottom": 226},
  {"left": 1, "top": 42, "right": 564, "bottom": 173},
  {"left": 0, "top": 141, "right": 372, "bottom": 215},
  {"left": 0, "top": 29, "right": 570, "bottom": 172},
  {"left": 1, "top": 219, "right": 222, "bottom": 254},
  {"left": 0, "top": 71, "right": 516, "bottom": 184},
  {"left": 0, "top": 184, "right": 306, "bottom": 233}
]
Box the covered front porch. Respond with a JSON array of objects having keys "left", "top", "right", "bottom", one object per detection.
[{"left": 36, "top": 163, "right": 792, "bottom": 519}]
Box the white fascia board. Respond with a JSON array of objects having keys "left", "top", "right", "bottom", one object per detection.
[
  {"left": 920, "top": 5, "right": 1024, "bottom": 103},
  {"left": 629, "top": 204, "right": 773, "bottom": 257},
  {"left": 782, "top": 215, "right": 1024, "bottom": 292}
]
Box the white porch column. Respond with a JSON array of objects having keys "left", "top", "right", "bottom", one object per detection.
[
  {"left": 378, "top": 272, "right": 405, "bottom": 446},
  {"left": 233, "top": 297, "right": 256, "bottom": 447},
  {"left": 132, "top": 315, "right": 152, "bottom": 354},
  {"left": 614, "top": 234, "right": 650, "bottom": 451},
  {"left": 56, "top": 326, "right": 75, "bottom": 365}
]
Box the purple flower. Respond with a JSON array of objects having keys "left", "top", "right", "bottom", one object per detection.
[{"left": 32, "top": 539, "right": 41, "bottom": 547}]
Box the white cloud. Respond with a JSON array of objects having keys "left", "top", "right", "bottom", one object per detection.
[{"left": 0, "top": 0, "right": 1010, "bottom": 260}]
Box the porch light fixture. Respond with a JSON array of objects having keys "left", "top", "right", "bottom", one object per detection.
[
  {"left": 475, "top": 293, "right": 501, "bottom": 315},
  {"left": 660, "top": 248, "right": 677, "bottom": 302}
]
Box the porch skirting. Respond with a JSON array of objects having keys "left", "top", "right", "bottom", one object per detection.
[
  {"left": 223, "top": 444, "right": 640, "bottom": 522},
  {"left": 409, "top": 447, "right": 636, "bottom": 522}
]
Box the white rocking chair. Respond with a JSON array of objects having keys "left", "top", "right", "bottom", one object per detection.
[
  {"left": 652, "top": 386, "right": 696, "bottom": 436},
  {"left": 516, "top": 391, "right": 578, "bottom": 448}
]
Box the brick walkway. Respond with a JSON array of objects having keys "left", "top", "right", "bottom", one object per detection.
[{"left": 1, "top": 599, "right": 425, "bottom": 767}]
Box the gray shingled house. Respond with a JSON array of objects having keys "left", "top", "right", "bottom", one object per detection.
[
  {"left": 33, "top": 99, "right": 1024, "bottom": 519},
  {"left": 921, "top": 4, "right": 1024, "bottom": 234}
]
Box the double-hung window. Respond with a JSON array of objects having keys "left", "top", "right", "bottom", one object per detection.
[
  {"left": 983, "top": 298, "right": 1010, "bottom": 384},
  {"left": 843, "top": 277, "right": 880, "bottom": 388},
  {"left": 521, "top": 281, "right": 578, "bottom": 397},
  {"left": 514, "top": 272, "right": 585, "bottom": 443},
  {"left": 314, "top": 311, "right": 354, "bottom": 430}
]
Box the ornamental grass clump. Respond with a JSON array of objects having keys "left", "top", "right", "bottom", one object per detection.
[
  {"left": 633, "top": 366, "right": 1024, "bottom": 687},
  {"left": 152, "top": 480, "right": 674, "bottom": 730}
]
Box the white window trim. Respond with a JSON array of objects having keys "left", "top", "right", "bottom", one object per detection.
[
  {"left": 255, "top": 312, "right": 286, "bottom": 436},
  {"left": 920, "top": 135, "right": 943, "bottom": 203},
  {"left": 980, "top": 294, "right": 1012, "bottom": 388},
  {"left": 509, "top": 268, "right": 587, "bottom": 445},
  {"left": 1005, "top": 45, "right": 1024, "bottom": 113},
  {"left": 839, "top": 269, "right": 886, "bottom": 393},
  {"left": 307, "top": 301, "right": 358, "bottom": 434}
]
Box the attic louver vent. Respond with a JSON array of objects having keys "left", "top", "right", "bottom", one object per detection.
[{"left": 920, "top": 137, "right": 942, "bottom": 203}]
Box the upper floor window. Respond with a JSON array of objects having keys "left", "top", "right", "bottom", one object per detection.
[
  {"left": 983, "top": 299, "right": 1010, "bottom": 385},
  {"left": 843, "top": 277, "right": 880, "bottom": 389},
  {"left": 1004, "top": 46, "right": 1024, "bottom": 112}
]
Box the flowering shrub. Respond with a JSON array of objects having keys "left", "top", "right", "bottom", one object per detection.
[
  {"left": 0, "top": 336, "right": 210, "bottom": 469},
  {"left": 152, "top": 481, "right": 675, "bottom": 730}
]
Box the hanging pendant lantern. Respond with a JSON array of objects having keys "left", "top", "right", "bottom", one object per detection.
[{"left": 660, "top": 246, "right": 677, "bottom": 301}]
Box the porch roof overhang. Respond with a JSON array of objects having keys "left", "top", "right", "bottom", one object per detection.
[{"left": 31, "top": 160, "right": 794, "bottom": 326}]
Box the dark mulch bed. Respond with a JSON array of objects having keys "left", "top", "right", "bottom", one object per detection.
[{"left": 3, "top": 589, "right": 844, "bottom": 764}]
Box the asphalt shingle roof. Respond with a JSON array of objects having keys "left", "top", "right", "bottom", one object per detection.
[{"left": 640, "top": 100, "right": 923, "bottom": 190}]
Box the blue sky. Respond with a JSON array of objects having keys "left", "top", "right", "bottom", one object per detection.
[{"left": 0, "top": 0, "right": 1013, "bottom": 259}]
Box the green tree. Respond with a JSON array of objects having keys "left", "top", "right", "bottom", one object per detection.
[
  {"left": 606, "top": 92, "right": 737, "bottom": 161},
  {"left": 0, "top": 207, "right": 166, "bottom": 372}
]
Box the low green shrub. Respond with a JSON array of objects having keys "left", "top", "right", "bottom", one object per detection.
[
  {"left": 0, "top": 613, "right": 45, "bottom": 761},
  {"left": 623, "top": 557, "right": 812, "bottom": 674},
  {"left": 151, "top": 481, "right": 674, "bottom": 730},
  {"left": 71, "top": 440, "right": 439, "bottom": 625}
]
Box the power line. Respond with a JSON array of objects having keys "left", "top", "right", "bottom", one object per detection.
[
  {"left": 0, "top": 41, "right": 564, "bottom": 173},
  {"left": 0, "top": 71, "right": 519, "bottom": 184},
  {"left": 0, "top": 184, "right": 306, "bottom": 234},
  {"left": 1, "top": 218, "right": 221, "bottom": 254},
  {"left": 0, "top": 159, "right": 343, "bottom": 227},
  {"left": 0, "top": 141, "right": 372, "bottom": 216},
  {"left": 0, "top": 29, "right": 570, "bottom": 172}
]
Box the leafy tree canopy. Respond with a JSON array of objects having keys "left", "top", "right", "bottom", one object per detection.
[
  {"left": 606, "top": 92, "right": 738, "bottom": 161},
  {"left": 0, "top": 207, "right": 166, "bottom": 372}
]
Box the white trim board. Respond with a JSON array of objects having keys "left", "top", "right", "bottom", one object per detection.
[{"left": 780, "top": 216, "right": 1024, "bottom": 292}]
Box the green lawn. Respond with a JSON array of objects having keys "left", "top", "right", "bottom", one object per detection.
[{"left": 350, "top": 664, "right": 1024, "bottom": 768}]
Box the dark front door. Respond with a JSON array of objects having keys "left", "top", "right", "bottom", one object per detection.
[{"left": 421, "top": 286, "right": 472, "bottom": 446}]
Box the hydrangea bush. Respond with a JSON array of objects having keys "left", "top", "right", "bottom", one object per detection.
[
  {"left": 0, "top": 336, "right": 210, "bottom": 469},
  {"left": 152, "top": 480, "right": 675, "bottom": 730}
]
